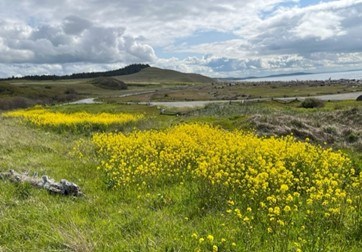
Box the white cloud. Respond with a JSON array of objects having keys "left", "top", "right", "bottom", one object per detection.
[
  {"left": 0, "top": 0, "right": 361, "bottom": 78},
  {"left": 292, "top": 11, "right": 345, "bottom": 40}
]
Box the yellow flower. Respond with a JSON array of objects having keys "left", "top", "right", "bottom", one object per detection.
[
  {"left": 277, "top": 220, "right": 285, "bottom": 226},
  {"left": 207, "top": 235, "right": 214, "bottom": 242},
  {"left": 274, "top": 207, "right": 281, "bottom": 215},
  {"left": 227, "top": 200, "right": 235, "bottom": 206},
  {"left": 280, "top": 184, "right": 289, "bottom": 193},
  {"left": 212, "top": 245, "right": 218, "bottom": 252},
  {"left": 284, "top": 205, "right": 291, "bottom": 212}
]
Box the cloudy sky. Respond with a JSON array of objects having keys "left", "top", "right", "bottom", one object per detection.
[{"left": 0, "top": 0, "right": 361, "bottom": 78}]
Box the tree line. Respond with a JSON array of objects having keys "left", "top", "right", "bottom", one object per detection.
[{"left": 2, "top": 64, "right": 150, "bottom": 81}]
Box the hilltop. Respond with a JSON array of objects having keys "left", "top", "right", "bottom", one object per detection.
[{"left": 115, "top": 67, "right": 214, "bottom": 84}]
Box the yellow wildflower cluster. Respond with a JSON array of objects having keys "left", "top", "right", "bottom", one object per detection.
[
  {"left": 4, "top": 107, "right": 144, "bottom": 131},
  {"left": 191, "top": 232, "right": 231, "bottom": 252},
  {"left": 93, "top": 123, "right": 360, "bottom": 234}
]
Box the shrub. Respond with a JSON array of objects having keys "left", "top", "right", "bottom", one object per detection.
[
  {"left": 0, "top": 83, "right": 15, "bottom": 95},
  {"left": 0, "top": 97, "right": 35, "bottom": 110},
  {"left": 92, "top": 77, "right": 127, "bottom": 90},
  {"left": 64, "top": 88, "right": 77, "bottom": 95},
  {"left": 301, "top": 98, "right": 325, "bottom": 108}
]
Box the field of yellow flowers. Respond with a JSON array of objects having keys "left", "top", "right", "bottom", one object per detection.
[
  {"left": 3, "top": 106, "right": 144, "bottom": 132},
  {"left": 93, "top": 123, "right": 361, "bottom": 251}
]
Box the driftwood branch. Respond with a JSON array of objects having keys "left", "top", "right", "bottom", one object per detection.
[{"left": 0, "top": 170, "right": 83, "bottom": 196}]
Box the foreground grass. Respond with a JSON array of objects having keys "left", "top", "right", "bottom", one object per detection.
[
  {"left": 1, "top": 102, "right": 362, "bottom": 251},
  {"left": 0, "top": 117, "right": 193, "bottom": 251}
]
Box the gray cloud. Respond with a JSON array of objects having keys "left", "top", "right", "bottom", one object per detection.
[
  {"left": 62, "top": 16, "right": 92, "bottom": 35},
  {"left": 0, "top": 16, "right": 155, "bottom": 65}
]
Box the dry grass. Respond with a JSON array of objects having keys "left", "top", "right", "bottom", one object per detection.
[
  {"left": 250, "top": 107, "right": 362, "bottom": 150},
  {"left": 54, "top": 222, "right": 95, "bottom": 252}
]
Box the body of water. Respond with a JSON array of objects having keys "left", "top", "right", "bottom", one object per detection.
[{"left": 241, "top": 70, "right": 362, "bottom": 82}]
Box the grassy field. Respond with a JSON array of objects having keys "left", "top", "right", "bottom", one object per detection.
[
  {"left": 1, "top": 98, "right": 362, "bottom": 251},
  {"left": 112, "top": 81, "right": 362, "bottom": 103}
]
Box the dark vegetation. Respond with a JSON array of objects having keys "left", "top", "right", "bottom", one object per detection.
[
  {"left": 301, "top": 98, "right": 325, "bottom": 108},
  {"left": 0, "top": 96, "right": 35, "bottom": 110},
  {"left": 0, "top": 82, "right": 80, "bottom": 110},
  {"left": 91, "top": 77, "right": 127, "bottom": 90},
  {"left": 1, "top": 64, "right": 149, "bottom": 81}
]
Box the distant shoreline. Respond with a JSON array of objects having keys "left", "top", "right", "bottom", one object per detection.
[{"left": 221, "top": 69, "right": 362, "bottom": 82}]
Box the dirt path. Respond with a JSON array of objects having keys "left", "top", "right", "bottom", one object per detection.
[{"left": 68, "top": 98, "right": 100, "bottom": 104}]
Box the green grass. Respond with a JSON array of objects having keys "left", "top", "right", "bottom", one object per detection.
[
  {"left": 1, "top": 101, "right": 362, "bottom": 251},
  {"left": 2, "top": 79, "right": 130, "bottom": 98},
  {"left": 115, "top": 67, "right": 213, "bottom": 84}
]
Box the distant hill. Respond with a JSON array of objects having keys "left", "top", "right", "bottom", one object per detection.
[
  {"left": 115, "top": 67, "right": 214, "bottom": 84},
  {"left": 219, "top": 72, "right": 311, "bottom": 81}
]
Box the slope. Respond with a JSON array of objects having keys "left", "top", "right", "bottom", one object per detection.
[{"left": 115, "top": 67, "right": 214, "bottom": 84}]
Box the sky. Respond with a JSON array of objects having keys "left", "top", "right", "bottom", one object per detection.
[{"left": 0, "top": 0, "right": 361, "bottom": 78}]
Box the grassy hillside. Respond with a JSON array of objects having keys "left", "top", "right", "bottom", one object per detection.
[
  {"left": 0, "top": 79, "right": 126, "bottom": 110},
  {"left": 116, "top": 67, "right": 214, "bottom": 84}
]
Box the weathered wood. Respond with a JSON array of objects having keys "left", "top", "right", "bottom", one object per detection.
[{"left": 0, "top": 170, "right": 83, "bottom": 196}]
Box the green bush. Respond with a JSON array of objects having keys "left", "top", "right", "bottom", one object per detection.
[{"left": 301, "top": 98, "right": 325, "bottom": 108}]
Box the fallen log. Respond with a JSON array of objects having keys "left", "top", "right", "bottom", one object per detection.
[{"left": 0, "top": 169, "right": 83, "bottom": 196}]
